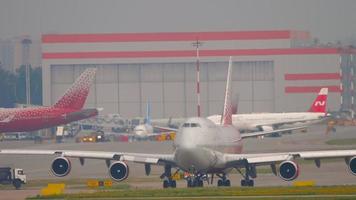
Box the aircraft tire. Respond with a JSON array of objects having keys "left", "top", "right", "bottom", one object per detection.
[
  {"left": 217, "top": 179, "right": 223, "bottom": 187},
  {"left": 170, "top": 180, "right": 177, "bottom": 188},
  {"left": 187, "top": 179, "right": 193, "bottom": 187},
  {"left": 163, "top": 180, "right": 169, "bottom": 188},
  {"left": 224, "top": 179, "right": 231, "bottom": 186}
]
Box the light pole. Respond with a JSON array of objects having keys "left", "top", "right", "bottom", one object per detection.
[
  {"left": 22, "top": 38, "right": 32, "bottom": 106},
  {"left": 192, "top": 39, "right": 203, "bottom": 117}
]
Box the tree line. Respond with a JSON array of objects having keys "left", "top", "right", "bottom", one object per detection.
[{"left": 0, "top": 65, "right": 42, "bottom": 108}]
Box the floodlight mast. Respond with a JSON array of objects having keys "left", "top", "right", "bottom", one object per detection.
[{"left": 192, "top": 39, "right": 203, "bottom": 117}]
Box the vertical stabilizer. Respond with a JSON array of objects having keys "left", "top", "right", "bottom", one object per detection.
[
  {"left": 145, "top": 102, "right": 152, "bottom": 125},
  {"left": 221, "top": 57, "right": 233, "bottom": 126},
  {"left": 308, "top": 88, "right": 328, "bottom": 113},
  {"left": 53, "top": 68, "right": 97, "bottom": 110}
]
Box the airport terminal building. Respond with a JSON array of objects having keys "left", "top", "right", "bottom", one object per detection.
[{"left": 42, "top": 30, "right": 356, "bottom": 118}]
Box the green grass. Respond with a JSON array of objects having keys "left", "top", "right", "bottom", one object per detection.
[
  {"left": 0, "top": 178, "right": 130, "bottom": 190},
  {"left": 326, "top": 138, "right": 356, "bottom": 146},
  {"left": 27, "top": 185, "right": 356, "bottom": 200}
]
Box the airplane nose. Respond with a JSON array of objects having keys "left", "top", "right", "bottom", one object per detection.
[{"left": 176, "top": 129, "right": 201, "bottom": 149}]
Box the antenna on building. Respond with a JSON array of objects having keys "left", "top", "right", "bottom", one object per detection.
[{"left": 192, "top": 39, "right": 203, "bottom": 117}]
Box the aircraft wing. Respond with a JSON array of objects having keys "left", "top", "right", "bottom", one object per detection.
[
  {"left": 0, "top": 149, "right": 175, "bottom": 165},
  {"left": 250, "top": 117, "right": 327, "bottom": 130},
  {"left": 240, "top": 126, "right": 307, "bottom": 139},
  {"left": 154, "top": 125, "right": 179, "bottom": 132},
  {"left": 224, "top": 149, "right": 356, "bottom": 167}
]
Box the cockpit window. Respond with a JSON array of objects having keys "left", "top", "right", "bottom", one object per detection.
[
  {"left": 182, "top": 123, "right": 201, "bottom": 128},
  {"left": 183, "top": 123, "right": 190, "bottom": 127}
]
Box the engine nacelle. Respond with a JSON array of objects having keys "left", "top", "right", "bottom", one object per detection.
[
  {"left": 348, "top": 156, "right": 356, "bottom": 175},
  {"left": 51, "top": 157, "right": 71, "bottom": 177},
  {"left": 278, "top": 161, "right": 299, "bottom": 181},
  {"left": 108, "top": 161, "right": 129, "bottom": 182}
]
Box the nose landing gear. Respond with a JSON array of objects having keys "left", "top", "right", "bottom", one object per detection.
[
  {"left": 237, "top": 164, "right": 255, "bottom": 187},
  {"left": 160, "top": 165, "right": 177, "bottom": 188}
]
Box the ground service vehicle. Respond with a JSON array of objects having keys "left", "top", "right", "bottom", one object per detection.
[
  {"left": 0, "top": 167, "right": 26, "bottom": 189},
  {"left": 77, "top": 131, "right": 106, "bottom": 143}
]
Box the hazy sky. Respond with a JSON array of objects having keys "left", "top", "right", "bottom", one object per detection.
[{"left": 1, "top": 0, "right": 356, "bottom": 43}]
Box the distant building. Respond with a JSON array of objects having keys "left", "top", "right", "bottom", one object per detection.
[
  {"left": 41, "top": 30, "right": 356, "bottom": 118},
  {"left": 0, "top": 36, "right": 41, "bottom": 73}
]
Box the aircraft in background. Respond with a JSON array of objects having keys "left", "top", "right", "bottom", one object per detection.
[
  {"left": 6, "top": 57, "right": 351, "bottom": 189},
  {"left": 207, "top": 88, "right": 329, "bottom": 133},
  {"left": 79, "top": 102, "right": 175, "bottom": 140},
  {"left": 0, "top": 68, "right": 99, "bottom": 133},
  {"left": 132, "top": 102, "right": 155, "bottom": 138}
]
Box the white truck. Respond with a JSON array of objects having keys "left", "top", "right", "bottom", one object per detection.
[{"left": 0, "top": 167, "right": 27, "bottom": 189}]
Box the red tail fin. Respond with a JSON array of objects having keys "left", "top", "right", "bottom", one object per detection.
[
  {"left": 53, "top": 68, "right": 97, "bottom": 110},
  {"left": 222, "top": 57, "right": 233, "bottom": 126},
  {"left": 308, "top": 88, "right": 328, "bottom": 113}
]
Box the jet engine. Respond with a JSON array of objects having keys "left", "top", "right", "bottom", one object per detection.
[
  {"left": 51, "top": 157, "right": 71, "bottom": 177},
  {"left": 278, "top": 161, "right": 299, "bottom": 181},
  {"left": 108, "top": 161, "right": 129, "bottom": 182},
  {"left": 348, "top": 156, "right": 356, "bottom": 175}
]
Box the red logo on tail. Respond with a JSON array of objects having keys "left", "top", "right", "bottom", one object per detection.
[{"left": 309, "top": 88, "right": 328, "bottom": 113}]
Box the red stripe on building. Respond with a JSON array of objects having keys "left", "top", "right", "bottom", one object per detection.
[
  {"left": 42, "top": 31, "right": 293, "bottom": 43},
  {"left": 285, "top": 73, "right": 341, "bottom": 80},
  {"left": 285, "top": 86, "right": 341, "bottom": 93},
  {"left": 42, "top": 48, "right": 339, "bottom": 59}
]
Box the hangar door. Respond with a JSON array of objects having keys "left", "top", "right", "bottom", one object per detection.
[
  {"left": 238, "top": 61, "right": 275, "bottom": 113},
  {"left": 207, "top": 60, "right": 275, "bottom": 114}
]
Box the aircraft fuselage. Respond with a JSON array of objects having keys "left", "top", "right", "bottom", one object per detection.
[{"left": 0, "top": 107, "right": 98, "bottom": 132}]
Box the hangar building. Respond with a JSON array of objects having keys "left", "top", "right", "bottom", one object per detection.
[{"left": 42, "top": 30, "right": 356, "bottom": 118}]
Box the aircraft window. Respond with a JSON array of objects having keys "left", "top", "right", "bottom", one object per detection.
[
  {"left": 182, "top": 123, "right": 190, "bottom": 127},
  {"left": 182, "top": 123, "right": 201, "bottom": 128},
  {"left": 190, "top": 123, "right": 200, "bottom": 127}
]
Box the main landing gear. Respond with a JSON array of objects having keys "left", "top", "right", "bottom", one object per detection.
[
  {"left": 216, "top": 174, "right": 231, "bottom": 187},
  {"left": 237, "top": 164, "right": 255, "bottom": 187},
  {"left": 163, "top": 179, "right": 176, "bottom": 188},
  {"left": 161, "top": 165, "right": 176, "bottom": 188},
  {"left": 185, "top": 173, "right": 231, "bottom": 188},
  {"left": 186, "top": 174, "right": 205, "bottom": 188}
]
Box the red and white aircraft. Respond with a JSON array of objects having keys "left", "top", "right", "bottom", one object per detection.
[
  {"left": 0, "top": 68, "right": 98, "bottom": 132},
  {"left": 208, "top": 88, "right": 329, "bottom": 132}
]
